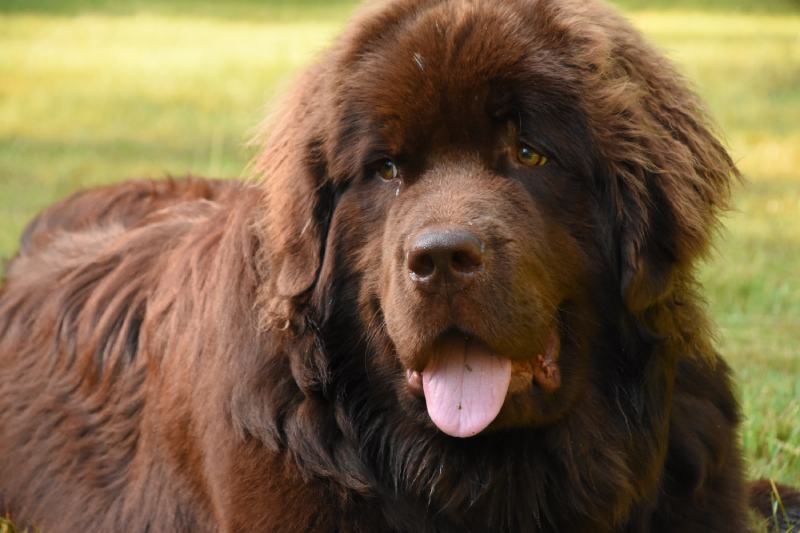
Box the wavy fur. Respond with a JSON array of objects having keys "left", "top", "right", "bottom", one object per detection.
[{"left": 0, "top": 1, "right": 776, "bottom": 532}]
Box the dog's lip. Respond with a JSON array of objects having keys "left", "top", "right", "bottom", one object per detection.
[
  {"left": 406, "top": 367, "right": 424, "bottom": 396},
  {"left": 404, "top": 327, "right": 561, "bottom": 398}
]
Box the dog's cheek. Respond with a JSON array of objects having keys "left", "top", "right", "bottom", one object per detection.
[
  {"left": 370, "top": 196, "right": 424, "bottom": 364},
  {"left": 375, "top": 216, "right": 405, "bottom": 356}
]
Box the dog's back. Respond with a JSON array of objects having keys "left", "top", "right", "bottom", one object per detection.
[{"left": 18, "top": 177, "right": 233, "bottom": 256}]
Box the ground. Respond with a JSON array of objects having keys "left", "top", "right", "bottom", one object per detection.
[{"left": 0, "top": 0, "right": 798, "bottom": 490}]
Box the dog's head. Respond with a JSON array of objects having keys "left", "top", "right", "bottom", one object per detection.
[{"left": 256, "top": 0, "right": 735, "bottom": 440}]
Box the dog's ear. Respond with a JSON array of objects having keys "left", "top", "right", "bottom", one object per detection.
[
  {"left": 255, "top": 68, "right": 333, "bottom": 313},
  {"left": 261, "top": 147, "right": 327, "bottom": 301},
  {"left": 583, "top": 16, "right": 738, "bottom": 314}
]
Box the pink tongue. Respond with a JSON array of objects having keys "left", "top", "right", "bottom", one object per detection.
[{"left": 422, "top": 336, "right": 512, "bottom": 438}]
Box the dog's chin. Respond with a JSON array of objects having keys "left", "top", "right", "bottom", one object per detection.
[{"left": 399, "top": 326, "right": 562, "bottom": 438}]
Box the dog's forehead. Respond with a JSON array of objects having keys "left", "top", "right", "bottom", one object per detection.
[
  {"left": 399, "top": 2, "right": 532, "bottom": 75},
  {"left": 338, "top": 0, "right": 575, "bottom": 150}
]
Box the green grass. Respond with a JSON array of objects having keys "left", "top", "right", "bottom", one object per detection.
[{"left": 1, "top": 0, "right": 798, "bottom": 491}]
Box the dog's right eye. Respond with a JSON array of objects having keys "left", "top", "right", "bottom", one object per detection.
[{"left": 376, "top": 159, "right": 399, "bottom": 181}]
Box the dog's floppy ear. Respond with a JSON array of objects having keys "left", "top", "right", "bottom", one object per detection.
[
  {"left": 582, "top": 15, "right": 738, "bottom": 314},
  {"left": 255, "top": 68, "right": 333, "bottom": 314}
]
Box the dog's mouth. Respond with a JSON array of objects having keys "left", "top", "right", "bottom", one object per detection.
[{"left": 405, "top": 328, "right": 561, "bottom": 438}]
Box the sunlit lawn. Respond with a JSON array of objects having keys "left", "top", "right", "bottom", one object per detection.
[{"left": 0, "top": 0, "right": 798, "bottom": 486}]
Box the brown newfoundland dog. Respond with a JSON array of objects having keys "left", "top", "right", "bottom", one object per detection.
[{"left": 0, "top": 0, "right": 784, "bottom": 531}]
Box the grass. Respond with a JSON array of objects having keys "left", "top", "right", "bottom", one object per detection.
[{"left": 0, "top": 0, "right": 798, "bottom": 493}]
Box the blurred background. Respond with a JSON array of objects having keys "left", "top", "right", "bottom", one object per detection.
[{"left": 0, "top": 0, "right": 798, "bottom": 485}]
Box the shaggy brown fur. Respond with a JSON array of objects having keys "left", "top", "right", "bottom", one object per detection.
[{"left": 0, "top": 0, "right": 787, "bottom": 531}]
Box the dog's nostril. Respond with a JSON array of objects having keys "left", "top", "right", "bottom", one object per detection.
[
  {"left": 407, "top": 227, "right": 485, "bottom": 289},
  {"left": 451, "top": 249, "right": 482, "bottom": 273},
  {"left": 408, "top": 251, "right": 436, "bottom": 279}
]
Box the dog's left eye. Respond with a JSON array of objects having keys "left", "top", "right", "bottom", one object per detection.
[
  {"left": 517, "top": 144, "right": 548, "bottom": 167},
  {"left": 376, "top": 159, "right": 399, "bottom": 181}
]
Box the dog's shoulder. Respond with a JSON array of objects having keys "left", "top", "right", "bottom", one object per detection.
[{"left": 1, "top": 176, "right": 259, "bottom": 382}]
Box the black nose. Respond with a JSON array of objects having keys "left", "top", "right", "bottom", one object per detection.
[{"left": 407, "top": 227, "right": 484, "bottom": 291}]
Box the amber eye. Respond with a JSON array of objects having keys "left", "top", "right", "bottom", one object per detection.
[
  {"left": 376, "top": 159, "right": 399, "bottom": 181},
  {"left": 517, "top": 144, "right": 548, "bottom": 167}
]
